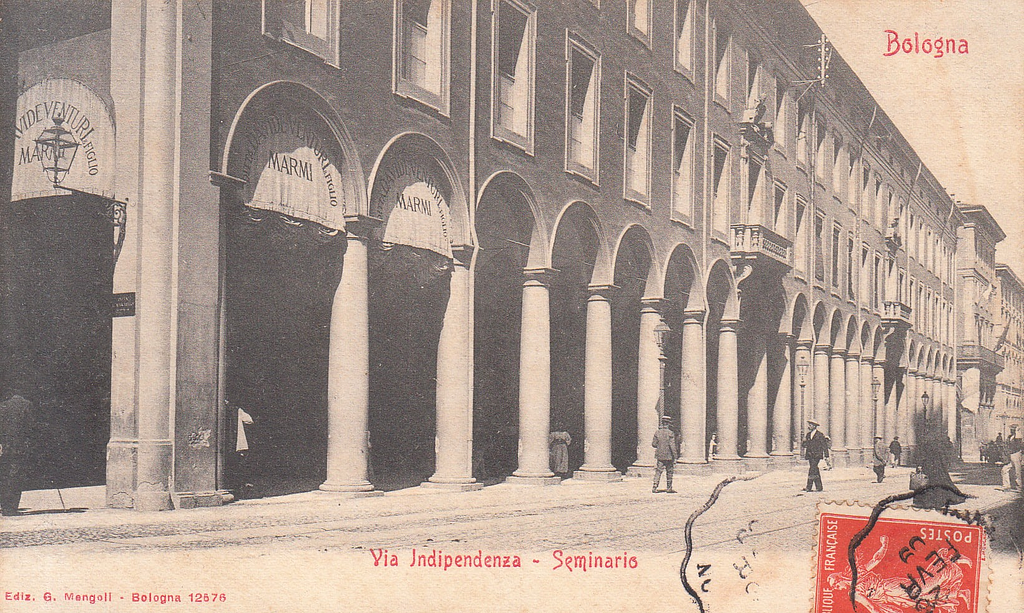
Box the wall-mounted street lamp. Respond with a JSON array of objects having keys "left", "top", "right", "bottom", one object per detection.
[
  {"left": 921, "top": 391, "right": 930, "bottom": 431},
  {"left": 34, "top": 116, "right": 127, "bottom": 269},
  {"left": 872, "top": 378, "right": 882, "bottom": 439},
  {"left": 654, "top": 319, "right": 671, "bottom": 421}
]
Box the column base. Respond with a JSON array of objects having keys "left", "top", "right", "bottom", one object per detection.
[
  {"left": 673, "top": 461, "right": 715, "bottom": 476},
  {"left": 134, "top": 490, "right": 174, "bottom": 512},
  {"left": 505, "top": 475, "right": 562, "bottom": 486},
  {"left": 710, "top": 457, "right": 746, "bottom": 474},
  {"left": 420, "top": 481, "right": 484, "bottom": 492},
  {"left": 172, "top": 491, "right": 226, "bottom": 509},
  {"left": 829, "top": 450, "right": 849, "bottom": 468},
  {"left": 319, "top": 480, "right": 380, "bottom": 495},
  {"left": 742, "top": 456, "right": 771, "bottom": 472},
  {"left": 572, "top": 469, "right": 623, "bottom": 482},
  {"left": 626, "top": 463, "right": 655, "bottom": 478},
  {"left": 105, "top": 439, "right": 137, "bottom": 509}
]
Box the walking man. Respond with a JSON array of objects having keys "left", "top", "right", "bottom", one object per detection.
[
  {"left": 802, "top": 420, "right": 828, "bottom": 492},
  {"left": 873, "top": 436, "right": 888, "bottom": 483},
  {"left": 889, "top": 436, "right": 902, "bottom": 467},
  {"left": 1001, "top": 426, "right": 1023, "bottom": 492},
  {"left": 652, "top": 415, "right": 678, "bottom": 493}
]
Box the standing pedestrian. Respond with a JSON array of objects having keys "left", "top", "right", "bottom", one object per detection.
[
  {"left": 801, "top": 420, "right": 828, "bottom": 492},
  {"left": 652, "top": 415, "right": 678, "bottom": 493},
  {"left": 1001, "top": 426, "right": 1022, "bottom": 492},
  {"left": 889, "top": 436, "right": 902, "bottom": 467},
  {"left": 872, "top": 436, "right": 888, "bottom": 483},
  {"left": 707, "top": 432, "right": 718, "bottom": 460},
  {"left": 548, "top": 430, "right": 572, "bottom": 479},
  {"left": 234, "top": 405, "right": 256, "bottom": 498}
]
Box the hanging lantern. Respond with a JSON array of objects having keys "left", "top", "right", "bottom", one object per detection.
[{"left": 34, "top": 116, "right": 80, "bottom": 185}]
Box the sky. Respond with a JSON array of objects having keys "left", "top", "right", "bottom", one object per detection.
[{"left": 801, "top": 0, "right": 1024, "bottom": 274}]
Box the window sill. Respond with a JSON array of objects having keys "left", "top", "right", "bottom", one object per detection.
[
  {"left": 624, "top": 191, "right": 652, "bottom": 212},
  {"left": 491, "top": 129, "right": 534, "bottom": 157},
  {"left": 565, "top": 165, "right": 599, "bottom": 189},
  {"left": 711, "top": 232, "right": 730, "bottom": 248},
  {"left": 713, "top": 96, "right": 731, "bottom": 113},
  {"left": 673, "top": 64, "right": 695, "bottom": 85},
  {"left": 267, "top": 32, "right": 340, "bottom": 68},
  {"left": 394, "top": 81, "right": 450, "bottom": 119},
  {"left": 793, "top": 271, "right": 806, "bottom": 283},
  {"left": 771, "top": 144, "right": 787, "bottom": 160},
  {"left": 627, "top": 26, "right": 653, "bottom": 50},
  {"left": 671, "top": 214, "right": 695, "bottom": 230}
]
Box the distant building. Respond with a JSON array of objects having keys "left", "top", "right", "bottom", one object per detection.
[{"left": 994, "top": 264, "right": 1024, "bottom": 440}]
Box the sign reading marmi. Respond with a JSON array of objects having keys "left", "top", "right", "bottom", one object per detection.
[
  {"left": 12, "top": 79, "right": 115, "bottom": 202},
  {"left": 371, "top": 160, "right": 453, "bottom": 258},
  {"left": 239, "top": 114, "right": 347, "bottom": 231}
]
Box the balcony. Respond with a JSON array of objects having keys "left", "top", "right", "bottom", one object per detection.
[
  {"left": 730, "top": 224, "right": 792, "bottom": 275},
  {"left": 958, "top": 343, "right": 1005, "bottom": 373},
  {"left": 881, "top": 300, "right": 912, "bottom": 329}
]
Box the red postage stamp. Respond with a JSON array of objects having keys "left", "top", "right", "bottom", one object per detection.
[{"left": 814, "top": 504, "right": 988, "bottom": 613}]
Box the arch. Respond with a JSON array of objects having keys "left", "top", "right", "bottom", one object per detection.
[
  {"left": 221, "top": 80, "right": 367, "bottom": 225},
  {"left": 789, "top": 293, "right": 812, "bottom": 341},
  {"left": 812, "top": 301, "right": 830, "bottom": 345},
  {"left": 829, "top": 308, "right": 847, "bottom": 350},
  {"left": 705, "top": 258, "right": 739, "bottom": 320},
  {"left": 475, "top": 171, "right": 546, "bottom": 268},
  {"left": 612, "top": 224, "right": 659, "bottom": 298},
  {"left": 845, "top": 314, "right": 860, "bottom": 354},
  {"left": 662, "top": 242, "right": 705, "bottom": 311},
  {"left": 908, "top": 340, "right": 918, "bottom": 370},
  {"left": 861, "top": 322, "right": 873, "bottom": 360},
  {"left": 367, "top": 131, "right": 472, "bottom": 249},
  {"left": 549, "top": 200, "right": 613, "bottom": 284}
]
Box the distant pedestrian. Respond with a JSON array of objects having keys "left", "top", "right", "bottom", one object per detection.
[
  {"left": 707, "top": 432, "right": 718, "bottom": 460},
  {"left": 909, "top": 465, "right": 928, "bottom": 491},
  {"left": 652, "top": 415, "right": 678, "bottom": 493},
  {"left": 872, "top": 436, "right": 888, "bottom": 483},
  {"left": 1001, "top": 427, "right": 1022, "bottom": 492},
  {"left": 548, "top": 431, "right": 572, "bottom": 479},
  {"left": 889, "top": 436, "right": 902, "bottom": 467},
  {"left": 802, "top": 420, "right": 828, "bottom": 492}
]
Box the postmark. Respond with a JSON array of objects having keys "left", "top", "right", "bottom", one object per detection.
[{"left": 814, "top": 502, "right": 989, "bottom": 613}]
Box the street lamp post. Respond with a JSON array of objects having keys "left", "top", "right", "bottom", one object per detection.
[
  {"left": 653, "top": 320, "right": 671, "bottom": 422},
  {"left": 921, "top": 391, "right": 930, "bottom": 434},
  {"left": 796, "top": 360, "right": 809, "bottom": 432},
  {"left": 872, "top": 378, "right": 882, "bottom": 440}
]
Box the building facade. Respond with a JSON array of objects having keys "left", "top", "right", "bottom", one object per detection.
[
  {"left": 994, "top": 264, "right": 1024, "bottom": 442},
  {"left": 1, "top": 0, "right": 960, "bottom": 510}
]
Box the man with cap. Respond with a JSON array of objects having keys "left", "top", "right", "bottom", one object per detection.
[
  {"left": 652, "top": 415, "right": 679, "bottom": 493},
  {"left": 801, "top": 420, "right": 828, "bottom": 492},
  {"left": 873, "top": 435, "right": 889, "bottom": 483}
]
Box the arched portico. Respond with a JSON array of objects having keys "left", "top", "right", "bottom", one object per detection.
[{"left": 705, "top": 260, "right": 740, "bottom": 465}]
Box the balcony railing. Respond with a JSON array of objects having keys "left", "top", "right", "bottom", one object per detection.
[
  {"left": 730, "top": 224, "right": 792, "bottom": 272},
  {"left": 882, "top": 300, "right": 912, "bottom": 328},
  {"left": 958, "top": 343, "right": 1005, "bottom": 372}
]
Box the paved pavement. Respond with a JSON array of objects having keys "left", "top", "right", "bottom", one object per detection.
[{"left": 0, "top": 462, "right": 1020, "bottom": 612}]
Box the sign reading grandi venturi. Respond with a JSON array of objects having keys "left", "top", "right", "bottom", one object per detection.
[
  {"left": 12, "top": 79, "right": 116, "bottom": 202},
  {"left": 371, "top": 159, "right": 454, "bottom": 258},
  {"left": 238, "top": 113, "right": 347, "bottom": 231}
]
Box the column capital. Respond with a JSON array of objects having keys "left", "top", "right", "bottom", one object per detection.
[
  {"left": 681, "top": 309, "right": 705, "bottom": 323},
  {"left": 814, "top": 343, "right": 831, "bottom": 354},
  {"left": 640, "top": 297, "right": 663, "bottom": 312},
  {"left": 450, "top": 246, "right": 475, "bottom": 267},
  {"left": 719, "top": 318, "right": 741, "bottom": 333},
  {"left": 343, "top": 214, "right": 383, "bottom": 238},
  {"left": 794, "top": 338, "right": 813, "bottom": 350},
  {"left": 845, "top": 350, "right": 861, "bottom": 360},
  {"left": 908, "top": 366, "right": 919, "bottom": 375},
  {"left": 522, "top": 267, "right": 557, "bottom": 286},
  {"left": 588, "top": 283, "right": 618, "bottom": 300}
]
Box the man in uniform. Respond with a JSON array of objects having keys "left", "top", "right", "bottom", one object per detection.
[
  {"left": 802, "top": 420, "right": 828, "bottom": 492},
  {"left": 889, "top": 436, "right": 902, "bottom": 467},
  {"left": 652, "top": 415, "right": 678, "bottom": 493},
  {"left": 873, "top": 436, "right": 889, "bottom": 483},
  {"left": 1001, "top": 426, "right": 1023, "bottom": 492}
]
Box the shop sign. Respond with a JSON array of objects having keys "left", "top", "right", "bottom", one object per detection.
[
  {"left": 239, "top": 114, "right": 346, "bottom": 231},
  {"left": 371, "top": 160, "right": 453, "bottom": 258},
  {"left": 12, "top": 78, "right": 115, "bottom": 202}
]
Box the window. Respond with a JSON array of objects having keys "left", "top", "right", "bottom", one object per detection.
[
  {"left": 746, "top": 154, "right": 765, "bottom": 221},
  {"left": 745, "top": 51, "right": 762, "bottom": 109},
  {"left": 628, "top": 0, "right": 652, "bottom": 45},
  {"left": 847, "top": 234, "right": 855, "bottom": 298},
  {"left": 674, "top": 0, "right": 694, "bottom": 73},
  {"left": 874, "top": 178, "right": 885, "bottom": 230},
  {"left": 772, "top": 181, "right": 786, "bottom": 234},
  {"left": 624, "top": 76, "right": 652, "bottom": 203},
  {"left": 797, "top": 99, "right": 810, "bottom": 165},
  {"left": 774, "top": 77, "right": 787, "bottom": 150},
  {"left": 713, "top": 20, "right": 731, "bottom": 102},
  {"left": 264, "top": 0, "right": 340, "bottom": 65},
  {"left": 832, "top": 133, "right": 844, "bottom": 196},
  {"left": 847, "top": 149, "right": 858, "bottom": 212},
  {"left": 814, "top": 113, "right": 827, "bottom": 182},
  {"left": 861, "top": 165, "right": 872, "bottom": 224},
  {"left": 814, "top": 211, "right": 825, "bottom": 283},
  {"left": 712, "top": 138, "right": 731, "bottom": 235},
  {"left": 831, "top": 224, "right": 841, "bottom": 289},
  {"left": 861, "top": 245, "right": 870, "bottom": 302},
  {"left": 795, "top": 197, "right": 808, "bottom": 273},
  {"left": 672, "top": 109, "right": 695, "bottom": 219},
  {"left": 492, "top": 0, "right": 536, "bottom": 151},
  {"left": 565, "top": 35, "right": 600, "bottom": 180},
  {"left": 873, "top": 253, "right": 882, "bottom": 309},
  {"left": 395, "top": 0, "right": 451, "bottom": 114}
]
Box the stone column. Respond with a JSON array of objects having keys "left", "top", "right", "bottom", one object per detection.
[
  {"left": 745, "top": 329, "right": 770, "bottom": 464},
  {"left": 885, "top": 372, "right": 898, "bottom": 443},
  {"left": 425, "top": 252, "right": 481, "bottom": 490},
  {"left": 771, "top": 335, "right": 793, "bottom": 459},
  {"left": 792, "top": 341, "right": 812, "bottom": 454},
  {"left": 715, "top": 319, "right": 742, "bottom": 462},
  {"left": 860, "top": 355, "right": 874, "bottom": 452},
  {"left": 895, "top": 369, "right": 908, "bottom": 462},
  {"left": 508, "top": 268, "right": 560, "bottom": 484},
  {"left": 906, "top": 369, "right": 918, "bottom": 460},
  {"left": 679, "top": 310, "right": 707, "bottom": 464},
  {"left": 134, "top": 0, "right": 181, "bottom": 511},
  {"left": 845, "top": 350, "right": 860, "bottom": 463},
  {"left": 829, "top": 348, "right": 847, "bottom": 453},
  {"left": 931, "top": 377, "right": 942, "bottom": 434},
  {"left": 945, "top": 379, "right": 957, "bottom": 443},
  {"left": 629, "top": 299, "right": 662, "bottom": 475},
  {"left": 813, "top": 344, "right": 831, "bottom": 428},
  {"left": 321, "top": 228, "right": 377, "bottom": 494},
  {"left": 872, "top": 361, "right": 886, "bottom": 441},
  {"left": 576, "top": 285, "right": 620, "bottom": 480}
]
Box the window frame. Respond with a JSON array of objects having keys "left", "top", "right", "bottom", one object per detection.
[
  {"left": 564, "top": 32, "right": 602, "bottom": 184},
  {"left": 711, "top": 136, "right": 732, "bottom": 238},
  {"left": 794, "top": 195, "right": 808, "bottom": 276},
  {"left": 627, "top": 0, "right": 653, "bottom": 47},
  {"left": 490, "top": 0, "right": 537, "bottom": 154},
  {"left": 393, "top": 0, "right": 452, "bottom": 117},
  {"left": 263, "top": 0, "right": 342, "bottom": 67},
  {"left": 623, "top": 73, "right": 654, "bottom": 207},
  {"left": 673, "top": 0, "right": 696, "bottom": 77},
  {"left": 712, "top": 18, "right": 732, "bottom": 107}
]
